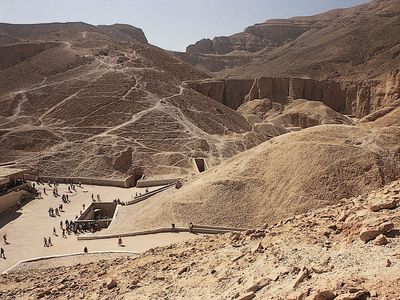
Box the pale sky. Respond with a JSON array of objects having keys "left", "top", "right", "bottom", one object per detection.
[{"left": 0, "top": 0, "right": 368, "bottom": 51}]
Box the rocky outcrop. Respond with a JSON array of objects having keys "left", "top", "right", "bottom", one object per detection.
[
  {"left": 97, "top": 24, "right": 148, "bottom": 44},
  {"left": 189, "top": 72, "right": 400, "bottom": 117},
  {"left": 187, "top": 80, "right": 224, "bottom": 104},
  {"left": 0, "top": 22, "right": 148, "bottom": 44},
  {"left": 188, "top": 79, "right": 253, "bottom": 110},
  {"left": 182, "top": 1, "right": 400, "bottom": 82},
  {"left": 113, "top": 147, "right": 132, "bottom": 173},
  {"left": 359, "top": 222, "right": 394, "bottom": 242},
  {"left": 186, "top": 20, "right": 312, "bottom": 55}
]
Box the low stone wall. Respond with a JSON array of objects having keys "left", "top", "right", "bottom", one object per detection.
[
  {"left": 136, "top": 178, "right": 180, "bottom": 188},
  {"left": 24, "top": 174, "right": 129, "bottom": 188},
  {"left": 0, "top": 190, "right": 28, "bottom": 214},
  {"left": 77, "top": 224, "right": 248, "bottom": 241},
  {"left": 126, "top": 183, "right": 176, "bottom": 205}
]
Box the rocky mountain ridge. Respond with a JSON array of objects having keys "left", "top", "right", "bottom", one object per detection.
[{"left": 178, "top": 0, "right": 400, "bottom": 81}]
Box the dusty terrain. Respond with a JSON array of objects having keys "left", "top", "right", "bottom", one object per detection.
[
  {"left": 0, "top": 180, "right": 398, "bottom": 300},
  {"left": 0, "top": 23, "right": 285, "bottom": 180},
  {"left": 101, "top": 121, "right": 400, "bottom": 233},
  {"left": 0, "top": 1, "right": 399, "bottom": 298},
  {"left": 0, "top": 183, "right": 197, "bottom": 274}
]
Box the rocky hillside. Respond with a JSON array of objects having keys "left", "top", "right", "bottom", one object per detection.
[
  {"left": 1, "top": 180, "right": 399, "bottom": 299},
  {"left": 102, "top": 120, "right": 400, "bottom": 233},
  {"left": 0, "top": 23, "right": 286, "bottom": 180},
  {"left": 178, "top": 0, "right": 400, "bottom": 81}
]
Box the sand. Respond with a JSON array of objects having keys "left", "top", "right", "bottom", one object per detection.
[{"left": 0, "top": 183, "right": 198, "bottom": 273}]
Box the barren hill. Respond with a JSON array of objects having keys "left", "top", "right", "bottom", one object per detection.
[
  {"left": 178, "top": 0, "right": 400, "bottom": 81},
  {"left": 0, "top": 23, "right": 283, "bottom": 180},
  {"left": 105, "top": 123, "right": 400, "bottom": 232}
]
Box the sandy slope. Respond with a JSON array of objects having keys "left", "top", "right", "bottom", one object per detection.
[{"left": 105, "top": 124, "right": 400, "bottom": 233}]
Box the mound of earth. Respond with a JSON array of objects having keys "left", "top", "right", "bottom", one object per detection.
[
  {"left": 239, "top": 99, "right": 353, "bottom": 128},
  {"left": 1, "top": 180, "right": 399, "bottom": 299},
  {"left": 0, "top": 23, "right": 284, "bottom": 180},
  {"left": 107, "top": 124, "right": 400, "bottom": 232},
  {"left": 179, "top": 0, "right": 400, "bottom": 81}
]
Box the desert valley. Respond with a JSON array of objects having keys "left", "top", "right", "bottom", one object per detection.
[{"left": 0, "top": 0, "right": 399, "bottom": 299}]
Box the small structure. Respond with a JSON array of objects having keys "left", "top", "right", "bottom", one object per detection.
[
  {"left": 0, "top": 167, "right": 32, "bottom": 214},
  {"left": 76, "top": 202, "right": 117, "bottom": 231}
]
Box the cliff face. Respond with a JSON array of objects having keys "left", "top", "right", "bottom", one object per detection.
[
  {"left": 186, "top": 20, "right": 311, "bottom": 55},
  {"left": 189, "top": 70, "right": 400, "bottom": 117},
  {"left": 178, "top": 0, "right": 400, "bottom": 81}
]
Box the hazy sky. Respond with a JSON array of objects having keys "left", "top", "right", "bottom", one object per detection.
[{"left": 0, "top": 0, "right": 368, "bottom": 51}]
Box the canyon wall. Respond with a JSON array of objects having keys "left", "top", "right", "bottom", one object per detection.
[{"left": 188, "top": 70, "right": 400, "bottom": 117}]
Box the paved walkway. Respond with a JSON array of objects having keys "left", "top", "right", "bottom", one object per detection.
[{"left": 0, "top": 183, "right": 197, "bottom": 273}]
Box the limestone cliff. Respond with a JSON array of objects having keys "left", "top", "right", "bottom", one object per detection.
[{"left": 189, "top": 71, "right": 400, "bottom": 118}]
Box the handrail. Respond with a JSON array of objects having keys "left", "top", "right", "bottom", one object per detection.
[
  {"left": 125, "top": 182, "right": 177, "bottom": 205},
  {"left": 77, "top": 224, "right": 249, "bottom": 241}
]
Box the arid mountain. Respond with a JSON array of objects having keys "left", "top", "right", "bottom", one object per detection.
[
  {"left": 177, "top": 0, "right": 400, "bottom": 81},
  {"left": 0, "top": 22, "right": 284, "bottom": 180},
  {"left": 105, "top": 122, "right": 400, "bottom": 232},
  {"left": 0, "top": 22, "right": 148, "bottom": 45}
]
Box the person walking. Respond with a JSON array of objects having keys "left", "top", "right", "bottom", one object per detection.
[
  {"left": 0, "top": 247, "right": 5, "bottom": 259},
  {"left": 2, "top": 234, "right": 7, "bottom": 245},
  {"left": 189, "top": 222, "right": 194, "bottom": 233},
  {"left": 53, "top": 227, "right": 57, "bottom": 236},
  {"left": 48, "top": 237, "right": 52, "bottom": 246},
  {"left": 44, "top": 237, "right": 48, "bottom": 247}
]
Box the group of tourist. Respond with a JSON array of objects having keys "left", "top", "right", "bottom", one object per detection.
[{"left": 91, "top": 194, "right": 101, "bottom": 202}]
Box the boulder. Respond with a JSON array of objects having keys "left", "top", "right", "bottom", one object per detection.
[
  {"left": 335, "top": 291, "right": 367, "bottom": 300},
  {"left": 178, "top": 266, "right": 189, "bottom": 275},
  {"left": 237, "top": 292, "right": 256, "bottom": 300},
  {"left": 374, "top": 234, "right": 389, "bottom": 245},
  {"left": 251, "top": 242, "right": 264, "bottom": 254},
  {"left": 359, "top": 222, "right": 394, "bottom": 242},
  {"left": 246, "top": 277, "right": 271, "bottom": 292},
  {"left": 369, "top": 197, "right": 398, "bottom": 212},
  {"left": 293, "top": 268, "right": 309, "bottom": 289},
  {"left": 311, "top": 291, "right": 336, "bottom": 300},
  {"left": 106, "top": 279, "right": 117, "bottom": 290}
]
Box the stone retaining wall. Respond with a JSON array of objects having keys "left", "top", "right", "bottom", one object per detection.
[{"left": 77, "top": 224, "right": 248, "bottom": 241}]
